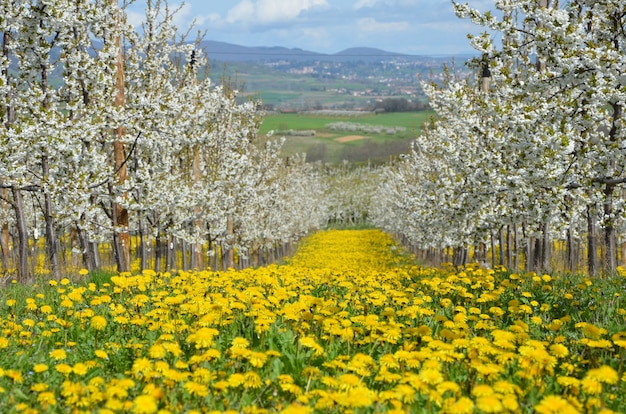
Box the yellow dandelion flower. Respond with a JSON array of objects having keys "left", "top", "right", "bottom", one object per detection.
[
  {"left": 534, "top": 395, "right": 580, "bottom": 414},
  {"left": 549, "top": 343, "right": 569, "bottom": 358},
  {"left": 132, "top": 394, "right": 158, "bottom": 414},
  {"left": 49, "top": 349, "right": 67, "bottom": 361},
  {"left": 247, "top": 351, "right": 268, "bottom": 368},
  {"left": 30, "top": 383, "right": 48, "bottom": 392},
  {"left": 471, "top": 384, "right": 494, "bottom": 397},
  {"left": 437, "top": 381, "right": 460, "bottom": 395},
  {"left": 184, "top": 381, "right": 209, "bottom": 397},
  {"left": 557, "top": 376, "right": 581, "bottom": 389},
  {"left": 575, "top": 322, "right": 607, "bottom": 339},
  {"left": 476, "top": 395, "right": 503, "bottom": 413},
  {"left": 91, "top": 315, "right": 107, "bottom": 331},
  {"left": 37, "top": 391, "right": 57, "bottom": 407},
  {"left": 39, "top": 305, "right": 52, "bottom": 314},
  {"left": 244, "top": 371, "right": 263, "bottom": 389},
  {"left": 379, "top": 354, "right": 399, "bottom": 369},
  {"left": 581, "top": 377, "right": 603, "bottom": 395},
  {"left": 446, "top": 397, "right": 474, "bottom": 414},
  {"left": 231, "top": 337, "right": 250, "bottom": 348},
  {"left": 280, "top": 403, "right": 313, "bottom": 414},
  {"left": 586, "top": 365, "right": 619, "bottom": 385},
  {"left": 337, "top": 373, "right": 362, "bottom": 389},
  {"left": 228, "top": 373, "right": 245, "bottom": 387},
  {"left": 132, "top": 358, "right": 152, "bottom": 378},
  {"left": 55, "top": 364, "right": 73, "bottom": 375},
  {"left": 72, "top": 362, "right": 89, "bottom": 376},
  {"left": 148, "top": 343, "right": 167, "bottom": 359},
  {"left": 419, "top": 369, "right": 443, "bottom": 385},
  {"left": 33, "top": 364, "right": 48, "bottom": 373},
  {"left": 95, "top": 349, "right": 109, "bottom": 359}
]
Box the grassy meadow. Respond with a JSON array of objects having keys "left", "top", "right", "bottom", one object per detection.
[
  {"left": 0, "top": 229, "right": 625, "bottom": 413},
  {"left": 257, "top": 112, "right": 431, "bottom": 164}
]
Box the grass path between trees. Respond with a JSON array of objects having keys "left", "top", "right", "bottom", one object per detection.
[{"left": 0, "top": 229, "right": 625, "bottom": 413}]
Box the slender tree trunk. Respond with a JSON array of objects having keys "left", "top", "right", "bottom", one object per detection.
[
  {"left": 226, "top": 215, "right": 234, "bottom": 269},
  {"left": 76, "top": 224, "right": 96, "bottom": 272},
  {"left": 498, "top": 227, "right": 505, "bottom": 266},
  {"left": 533, "top": 237, "right": 543, "bottom": 273},
  {"left": 182, "top": 239, "right": 188, "bottom": 271},
  {"left": 513, "top": 224, "right": 519, "bottom": 272},
  {"left": 1, "top": 188, "right": 9, "bottom": 270},
  {"left": 490, "top": 231, "right": 496, "bottom": 269},
  {"left": 603, "top": 184, "right": 617, "bottom": 273},
  {"left": 166, "top": 236, "right": 175, "bottom": 270},
  {"left": 138, "top": 214, "right": 147, "bottom": 271},
  {"left": 541, "top": 219, "right": 551, "bottom": 272},
  {"left": 155, "top": 232, "right": 162, "bottom": 273},
  {"left": 11, "top": 187, "right": 30, "bottom": 281},
  {"left": 567, "top": 225, "right": 576, "bottom": 273},
  {"left": 41, "top": 154, "right": 61, "bottom": 279},
  {"left": 587, "top": 205, "right": 598, "bottom": 276},
  {"left": 193, "top": 146, "right": 204, "bottom": 269},
  {"left": 506, "top": 225, "right": 513, "bottom": 269}
]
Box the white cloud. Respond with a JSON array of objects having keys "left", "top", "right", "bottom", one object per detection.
[
  {"left": 357, "top": 17, "right": 409, "bottom": 32},
  {"left": 227, "top": 0, "right": 329, "bottom": 25},
  {"left": 353, "top": 0, "right": 377, "bottom": 9},
  {"left": 227, "top": 0, "right": 255, "bottom": 24}
]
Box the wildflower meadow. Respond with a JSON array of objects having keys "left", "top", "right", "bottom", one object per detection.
[{"left": 0, "top": 229, "right": 625, "bottom": 413}]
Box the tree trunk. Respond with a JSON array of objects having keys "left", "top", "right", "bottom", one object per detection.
[
  {"left": 498, "top": 227, "right": 505, "bottom": 266},
  {"left": 226, "top": 216, "right": 234, "bottom": 269},
  {"left": 603, "top": 184, "right": 617, "bottom": 272},
  {"left": 11, "top": 187, "right": 30, "bottom": 281},
  {"left": 506, "top": 225, "right": 513, "bottom": 269},
  {"left": 155, "top": 233, "right": 162, "bottom": 273},
  {"left": 513, "top": 224, "right": 519, "bottom": 272},
  {"left": 567, "top": 225, "right": 576, "bottom": 273},
  {"left": 533, "top": 237, "right": 543, "bottom": 273},
  {"left": 138, "top": 214, "right": 148, "bottom": 271},
  {"left": 41, "top": 154, "right": 61, "bottom": 279},
  {"left": 193, "top": 146, "right": 204, "bottom": 269},
  {"left": 166, "top": 236, "right": 175, "bottom": 270},
  {"left": 490, "top": 231, "right": 496, "bottom": 269},
  {"left": 587, "top": 205, "right": 598, "bottom": 276},
  {"left": 76, "top": 224, "right": 96, "bottom": 272},
  {"left": 0, "top": 188, "right": 9, "bottom": 270},
  {"left": 541, "top": 219, "right": 551, "bottom": 272},
  {"left": 112, "top": 0, "right": 130, "bottom": 273}
]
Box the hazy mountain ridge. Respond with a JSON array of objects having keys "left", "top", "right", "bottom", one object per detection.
[{"left": 200, "top": 40, "right": 476, "bottom": 63}]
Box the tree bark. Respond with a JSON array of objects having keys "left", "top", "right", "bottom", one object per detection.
[
  {"left": 192, "top": 146, "right": 204, "bottom": 269},
  {"left": 41, "top": 154, "right": 61, "bottom": 279},
  {"left": 226, "top": 215, "right": 235, "bottom": 269},
  {"left": 111, "top": 0, "right": 130, "bottom": 272},
  {"left": 11, "top": 187, "right": 30, "bottom": 281},
  {"left": 587, "top": 205, "right": 598, "bottom": 276},
  {"left": 1, "top": 188, "right": 9, "bottom": 270}
]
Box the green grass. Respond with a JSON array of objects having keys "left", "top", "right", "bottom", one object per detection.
[
  {"left": 258, "top": 111, "right": 431, "bottom": 135},
  {"left": 257, "top": 111, "right": 430, "bottom": 164}
]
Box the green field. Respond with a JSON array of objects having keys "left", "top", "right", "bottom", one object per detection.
[{"left": 257, "top": 111, "right": 432, "bottom": 164}]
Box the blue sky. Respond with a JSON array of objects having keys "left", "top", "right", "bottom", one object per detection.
[{"left": 125, "top": 0, "right": 494, "bottom": 56}]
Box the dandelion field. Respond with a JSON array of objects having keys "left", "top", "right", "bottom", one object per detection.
[{"left": 1, "top": 229, "right": 626, "bottom": 413}]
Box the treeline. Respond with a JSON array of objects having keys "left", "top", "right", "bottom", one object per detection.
[
  {"left": 373, "top": 98, "right": 428, "bottom": 113},
  {"left": 0, "top": 1, "right": 327, "bottom": 280}
]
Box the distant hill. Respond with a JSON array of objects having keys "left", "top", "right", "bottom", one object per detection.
[
  {"left": 199, "top": 40, "right": 473, "bottom": 63},
  {"left": 200, "top": 41, "right": 323, "bottom": 62}
]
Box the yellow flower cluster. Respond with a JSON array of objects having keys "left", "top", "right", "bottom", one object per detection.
[{"left": 0, "top": 229, "right": 624, "bottom": 413}]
